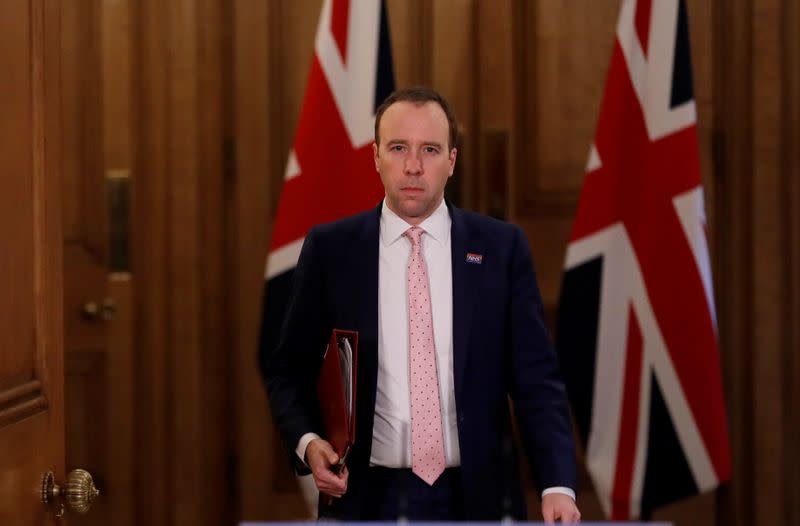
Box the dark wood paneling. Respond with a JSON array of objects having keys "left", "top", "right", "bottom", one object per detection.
[
  {"left": 786, "top": 4, "right": 800, "bottom": 524},
  {"left": 133, "top": 1, "right": 171, "bottom": 522},
  {"left": 232, "top": 0, "right": 283, "bottom": 521},
  {"left": 0, "top": 381, "right": 47, "bottom": 427},
  {"left": 65, "top": 351, "right": 108, "bottom": 525},
  {"left": 514, "top": 0, "right": 617, "bottom": 217},
  {"left": 712, "top": 0, "right": 754, "bottom": 523},
  {"left": 0, "top": 0, "right": 36, "bottom": 389},
  {"left": 713, "top": 0, "right": 800, "bottom": 525},
  {"left": 0, "top": 0, "right": 65, "bottom": 522},
  {"left": 133, "top": 1, "right": 232, "bottom": 524}
]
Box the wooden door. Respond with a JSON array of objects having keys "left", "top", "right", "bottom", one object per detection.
[
  {"left": 61, "top": 0, "right": 135, "bottom": 524},
  {"left": 0, "top": 0, "right": 65, "bottom": 525}
]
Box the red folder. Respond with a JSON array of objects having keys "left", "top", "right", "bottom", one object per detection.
[{"left": 317, "top": 329, "right": 358, "bottom": 470}]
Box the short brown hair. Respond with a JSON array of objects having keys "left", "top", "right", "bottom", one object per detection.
[{"left": 374, "top": 86, "right": 459, "bottom": 150}]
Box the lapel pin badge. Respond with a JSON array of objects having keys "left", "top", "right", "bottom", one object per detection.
[{"left": 465, "top": 253, "right": 483, "bottom": 264}]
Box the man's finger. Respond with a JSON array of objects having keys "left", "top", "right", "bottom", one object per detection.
[
  {"left": 317, "top": 483, "right": 345, "bottom": 497},
  {"left": 542, "top": 504, "right": 555, "bottom": 524},
  {"left": 315, "top": 468, "right": 346, "bottom": 487}
]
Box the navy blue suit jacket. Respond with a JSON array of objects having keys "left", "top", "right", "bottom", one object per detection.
[{"left": 264, "top": 202, "right": 576, "bottom": 520}]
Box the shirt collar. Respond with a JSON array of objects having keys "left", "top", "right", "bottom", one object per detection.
[{"left": 380, "top": 198, "right": 450, "bottom": 247}]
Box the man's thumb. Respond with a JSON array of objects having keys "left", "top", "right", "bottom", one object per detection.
[{"left": 328, "top": 451, "right": 339, "bottom": 465}]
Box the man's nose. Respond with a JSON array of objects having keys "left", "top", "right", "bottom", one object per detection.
[{"left": 404, "top": 154, "right": 423, "bottom": 175}]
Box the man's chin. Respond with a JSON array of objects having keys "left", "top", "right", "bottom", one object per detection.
[{"left": 398, "top": 205, "right": 433, "bottom": 222}]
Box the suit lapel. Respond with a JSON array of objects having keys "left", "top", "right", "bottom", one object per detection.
[
  {"left": 449, "top": 204, "right": 483, "bottom": 402},
  {"left": 348, "top": 205, "right": 380, "bottom": 347},
  {"left": 347, "top": 205, "right": 381, "bottom": 439}
]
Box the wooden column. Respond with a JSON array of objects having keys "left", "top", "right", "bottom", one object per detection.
[
  {"left": 133, "top": 0, "right": 231, "bottom": 524},
  {"left": 713, "top": 0, "right": 800, "bottom": 525}
]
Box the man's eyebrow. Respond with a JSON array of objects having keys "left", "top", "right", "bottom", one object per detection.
[{"left": 421, "top": 141, "right": 444, "bottom": 149}]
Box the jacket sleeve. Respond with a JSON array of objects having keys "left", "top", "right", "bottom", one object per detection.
[
  {"left": 506, "top": 225, "right": 577, "bottom": 493},
  {"left": 262, "top": 228, "right": 330, "bottom": 473}
]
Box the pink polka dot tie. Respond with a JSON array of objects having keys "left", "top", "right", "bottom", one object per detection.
[{"left": 404, "top": 226, "right": 445, "bottom": 486}]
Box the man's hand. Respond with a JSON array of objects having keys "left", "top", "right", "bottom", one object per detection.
[
  {"left": 541, "top": 493, "right": 581, "bottom": 524},
  {"left": 305, "top": 438, "right": 348, "bottom": 498}
]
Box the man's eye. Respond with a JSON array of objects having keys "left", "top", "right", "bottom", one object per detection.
[
  {"left": 390, "top": 145, "right": 405, "bottom": 152},
  {"left": 424, "top": 147, "right": 439, "bottom": 154}
]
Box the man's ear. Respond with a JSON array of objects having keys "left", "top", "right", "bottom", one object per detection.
[
  {"left": 448, "top": 148, "right": 458, "bottom": 176},
  {"left": 373, "top": 142, "right": 380, "bottom": 172}
]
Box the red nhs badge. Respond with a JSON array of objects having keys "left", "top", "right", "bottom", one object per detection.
[{"left": 465, "top": 253, "right": 483, "bottom": 264}]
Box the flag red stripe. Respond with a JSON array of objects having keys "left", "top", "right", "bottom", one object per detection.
[
  {"left": 270, "top": 55, "right": 384, "bottom": 251},
  {"left": 635, "top": 0, "right": 653, "bottom": 57},
  {"left": 331, "top": 0, "right": 350, "bottom": 64},
  {"left": 570, "top": 43, "right": 649, "bottom": 242}
]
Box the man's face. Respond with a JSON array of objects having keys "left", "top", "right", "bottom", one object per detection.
[{"left": 373, "top": 101, "right": 457, "bottom": 225}]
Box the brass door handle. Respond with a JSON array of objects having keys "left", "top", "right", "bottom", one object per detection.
[
  {"left": 82, "top": 298, "right": 117, "bottom": 321},
  {"left": 41, "top": 469, "right": 100, "bottom": 517}
]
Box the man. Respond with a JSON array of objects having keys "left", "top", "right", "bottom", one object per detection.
[{"left": 264, "top": 87, "right": 580, "bottom": 522}]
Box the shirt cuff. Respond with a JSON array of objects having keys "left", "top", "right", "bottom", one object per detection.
[
  {"left": 542, "top": 486, "right": 576, "bottom": 500},
  {"left": 295, "top": 432, "right": 322, "bottom": 465}
]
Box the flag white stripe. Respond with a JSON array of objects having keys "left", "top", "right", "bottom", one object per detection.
[
  {"left": 587, "top": 144, "right": 602, "bottom": 172},
  {"left": 673, "top": 187, "right": 718, "bottom": 329},
  {"left": 266, "top": 238, "right": 305, "bottom": 279},
  {"left": 284, "top": 150, "right": 301, "bottom": 181},
  {"left": 617, "top": 0, "right": 696, "bottom": 141},
  {"left": 567, "top": 225, "right": 626, "bottom": 517},
  {"left": 316, "top": 0, "right": 380, "bottom": 147}
]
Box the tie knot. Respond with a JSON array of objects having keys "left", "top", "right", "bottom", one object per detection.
[{"left": 404, "top": 226, "right": 424, "bottom": 247}]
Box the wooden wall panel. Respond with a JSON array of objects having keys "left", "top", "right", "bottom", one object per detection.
[
  {"left": 0, "top": 0, "right": 35, "bottom": 390},
  {"left": 476, "top": 0, "right": 512, "bottom": 217},
  {"left": 751, "top": 3, "right": 785, "bottom": 524},
  {"left": 197, "top": 1, "right": 231, "bottom": 524},
  {"left": 385, "top": 0, "right": 413, "bottom": 86},
  {"left": 0, "top": 1, "right": 65, "bottom": 521},
  {"left": 527, "top": 0, "right": 618, "bottom": 195},
  {"left": 712, "top": 0, "right": 754, "bottom": 523},
  {"left": 713, "top": 1, "right": 800, "bottom": 525},
  {"left": 133, "top": 0, "right": 232, "bottom": 524},
  {"left": 432, "top": 0, "right": 475, "bottom": 207},
  {"left": 60, "top": 3, "right": 138, "bottom": 526},
  {"left": 132, "top": 0, "right": 171, "bottom": 522},
  {"left": 162, "top": 0, "right": 205, "bottom": 519},
  {"left": 512, "top": 0, "right": 617, "bottom": 313},
  {"left": 232, "top": 0, "right": 285, "bottom": 520},
  {"left": 786, "top": 5, "right": 800, "bottom": 526}
]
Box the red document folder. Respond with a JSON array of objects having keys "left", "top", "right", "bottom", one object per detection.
[{"left": 317, "top": 329, "right": 358, "bottom": 470}]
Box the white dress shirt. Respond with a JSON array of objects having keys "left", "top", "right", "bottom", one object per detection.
[
  {"left": 371, "top": 198, "right": 459, "bottom": 467},
  {"left": 296, "top": 198, "right": 574, "bottom": 500}
]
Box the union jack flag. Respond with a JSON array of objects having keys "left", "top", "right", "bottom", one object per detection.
[
  {"left": 556, "top": 0, "right": 731, "bottom": 519},
  {"left": 258, "top": 0, "right": 394, "bottom": 514}
]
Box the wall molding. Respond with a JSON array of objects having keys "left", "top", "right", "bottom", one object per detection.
[{"left": 0, "top": 380, "right": 47, "bottom": 428}]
